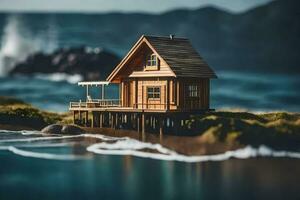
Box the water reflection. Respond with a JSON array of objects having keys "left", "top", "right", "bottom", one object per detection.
[
  {"left": 1, "top": 147, "right": 300, "bottom": 199},
  {"left": 0, "top": 130, "right": 300, "bottom": 199}
]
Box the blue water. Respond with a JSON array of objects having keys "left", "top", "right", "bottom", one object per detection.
[
  {"left": 0, "top": 72, "right": 300, "bottom": 199},
  {"left": 0, "top": 130, "right": 299, "bottom": 200},
  {"left": 0, "top": 71, "right": 299, "bottom": 112}
]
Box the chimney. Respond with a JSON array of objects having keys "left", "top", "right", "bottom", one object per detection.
[{"left": 169, "top": 34, "right": 175, "bottom": 40}]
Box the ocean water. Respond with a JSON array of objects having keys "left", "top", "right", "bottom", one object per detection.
[
  {"left": 1, "top": 71, "right": 300, "bottom": 199},
  {"left": 0, "top": 130, "right": 300, "bottom": 200},
  {"left": 0, "top": 71, "right": 299, "bottom": 112}
]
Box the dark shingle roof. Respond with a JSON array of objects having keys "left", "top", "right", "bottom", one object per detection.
[{"left": 145, "top": 35, "right": 217, "bottom": 78}]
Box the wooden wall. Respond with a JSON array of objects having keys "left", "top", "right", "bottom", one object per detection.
[
  {"left": 121, "top": 77, "right": 210, "bottom": 110},
  {"left": 177, "top": 78, "right": 210, "bottom": 110}
]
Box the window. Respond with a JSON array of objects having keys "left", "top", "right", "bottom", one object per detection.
[
  {"left": 146, "top": 54, "right": 157, "bottom": 66},
  {"left": 188, "top": 85, "right": 198, "bottom": 97},
  {"left": 147, "top": 87, "right": 160, "bottom": 99},
  {"left": 145, "top": 54, "right": 159, "bottom": 70}
]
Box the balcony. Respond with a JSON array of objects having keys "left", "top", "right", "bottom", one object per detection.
[
  {"left": 69, "top": 81, "right": 122, "bottom": 110},
  {"left": 70, "top": 99, "right": 121, "bottom": 108}
]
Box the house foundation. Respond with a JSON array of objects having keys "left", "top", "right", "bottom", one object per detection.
[{"left": 72, "top": 109, "right": 210, "bottom": 135}]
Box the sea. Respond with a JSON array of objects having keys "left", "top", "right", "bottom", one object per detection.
[
  {"left": 0, "top": 72, "right": 300, "bottom": 200},
  {"left": 0, "top": 12, "right": 300, "bottom": 200},
  {"left": 0, "top": 71, "right": 299, "bottom": 112}
]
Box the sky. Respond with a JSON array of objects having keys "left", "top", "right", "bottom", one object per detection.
[{"left": 0, "top": 0, "right": 274, "bottom": 13}]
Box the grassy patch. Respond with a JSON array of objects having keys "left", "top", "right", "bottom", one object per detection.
[
  {"left": 0, "top": 96, "right": 66, "bottom": 129},
  {"left": 187, "top": 111, "right": 300, "bottom": 151}
]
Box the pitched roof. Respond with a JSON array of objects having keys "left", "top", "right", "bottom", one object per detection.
[
  {"left": 107, "top": 35, "right": 217, "bottom": 82},
  {"left": 144, "top": 35, "right": 217, "bottom": 78}
]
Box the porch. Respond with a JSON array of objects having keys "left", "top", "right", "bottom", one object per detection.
[
  {"left": 69, "top": 81, "right": 168, "bottom": 111},
  {"left": 69, "top": 81, "right": 121, "bottom": 109}
]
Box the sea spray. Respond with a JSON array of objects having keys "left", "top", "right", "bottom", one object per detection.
[
  {"left": 0, "top": 15, "right": 39, "bottom": 76},
  {"left": 0, "top": 14, "right": 59, "bottom": 76}
]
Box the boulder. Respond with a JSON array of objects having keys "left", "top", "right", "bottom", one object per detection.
[
  {"left": 41, "top": 124, "right": 63, "bottom": 134},
  {"left": 61, "top": 125, "right": 85, "bottom": 135}
]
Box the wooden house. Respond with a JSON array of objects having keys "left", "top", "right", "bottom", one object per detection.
[{"left": 70, "top": 35, "right": 217, "bottom": 134}]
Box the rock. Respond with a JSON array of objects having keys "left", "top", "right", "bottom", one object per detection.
[
  {"left": 9, "top": 46, "right": 121, "bottom": 81},
  {"left": 41, "top": 124, "right": 63, "bottom": 134},
  {"left": 41, "top": 124, "right": 85, "bottom": 134},
  {"left": 61, "top": 125, "right": 85, "bottom": 135}
]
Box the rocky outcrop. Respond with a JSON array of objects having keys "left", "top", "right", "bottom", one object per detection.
[
  {"left": 41, "top": 124, "right": 85, "bottom": 135},
  {"left": 41, "top": 124, "right": 62, "bottom": 134},
  {"left": 9, "top": 46, "right": 120, "bottom": 80},
  {"left": 61, "top": 125, "right": 85, "bottom": 135}
]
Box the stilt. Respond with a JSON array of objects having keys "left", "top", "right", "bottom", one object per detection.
[
  {"left": 91, "top": 112, "right": 95, "bottom": 128},
  {"left": 159, "top": 115, "right": 164, "bottom": 136},
  {"left": 111, "top": 113, "right": 115, "bottom": 129},
  {"left": 99, "top": 112, "right": 103, "bottom": 128},
  {"left": 73, "top": 111, "right": 76, "bottom": 124},
  {"left": 137, "top": 114, "right": 141, "bottom": 133},
  {"left": 85, "top": 111, "right": 89, "bottom": 127},
  {"left": 115, "top": 113, "right": 119, "bottom": 129},
  {"left": 141, "top": 113, "right": 145, "bottom": 140},
  {"left": 79, "top": 111, "right": 82, "bottom": 125}
]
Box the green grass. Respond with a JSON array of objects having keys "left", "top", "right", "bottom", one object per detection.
[
  {"left": 0, "top": 96, "right": 66, "bottom": 129},
  {"left": 187, "top": 111, "right": 300, "bottom": 150}
]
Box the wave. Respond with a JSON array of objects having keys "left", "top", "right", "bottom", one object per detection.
[
  {"left": 34, "top": 73, "right": 83, "bottom": 84},
  {"left": 0, "top": 14, "right": 58, "bottom": 76},
  {"left": 87, "top": 138, "right": 300, "bottom": 163},
  {"left": 0, "top": 133, "right": 121, "bottom": 144},
  {"left": 1, "top": 130, "right": 300, "bottom": 162},
  {"left": 6, "top": 146, "right": 87, "bottom": 160}
]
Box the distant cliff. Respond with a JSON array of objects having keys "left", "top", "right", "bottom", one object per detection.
[
  {"left": 0, "top": 0, "right": 299, "bottom": 74},
  {"left": 9, "top": 46, "right": 120, "bottom": 80}
]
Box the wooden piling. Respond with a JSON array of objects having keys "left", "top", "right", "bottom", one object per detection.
[{"left": 99, "top": 112, "right": 103, "bottom": 128}]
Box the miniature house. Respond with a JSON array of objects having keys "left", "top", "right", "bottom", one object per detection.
[
  {"left": 107, "top": 35, "right": 217, "bottom": 110},
  {"left": 70, "top": 35, "right": 217, "bottom": 134}
]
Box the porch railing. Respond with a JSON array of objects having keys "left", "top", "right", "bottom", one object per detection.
[{"left": 70, "top": 99, "right": 121, "bottom": 108}]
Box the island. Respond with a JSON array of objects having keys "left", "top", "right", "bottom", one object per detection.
[{"left": 1, "top": 96, "right": 299, "bottom": 155}]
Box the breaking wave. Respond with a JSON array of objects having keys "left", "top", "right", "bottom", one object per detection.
[
  {"left": 34, "top": 73, "right": 83, "bottom": 84},
  {"left": 6, "top": 146, "right": 87, "bottom": 160},
  {"left": 87, "top": 140, "right": 300, "bottom": 162},
  {"left": 0, "top": 14, "right": 58, "bottom": 76},
  {"left": 1, "top": 130, "right": 300, "bottom": 161}
]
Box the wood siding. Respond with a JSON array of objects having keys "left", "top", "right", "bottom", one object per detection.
[
  {"left": 121, "top": 77, "right": 210, "bottom": 111},
  {"left": 177, "top": 78, "right": 210, "bottom": 110}
]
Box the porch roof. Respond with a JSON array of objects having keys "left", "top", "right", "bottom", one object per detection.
[{"left": 78, "top": 81, "right": 110, "bottom": 86}]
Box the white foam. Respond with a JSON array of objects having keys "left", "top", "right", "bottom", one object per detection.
[
  {"left": 0, "top": 130, "right": 43, "bottom": 136},
  {"left": 7, "top": 146, "right": 87, "bottom": 160},
  {"left": 18, "top": 142, "right": 76, "bottom": 148},
  {"left": 1, "top": 130, "right": 300, "bottom": 162},
  {"left": 34, "top": 73, "right": 83, "bottom": 84},
  {"left": 0, "top": 142, "right": 74, "bottom": 150},
  {"left": 0, "top": 134, "right": 83, "bottom": 143},
  {"left": 87, "top": 138, "right": 300, "bottom": 163}
]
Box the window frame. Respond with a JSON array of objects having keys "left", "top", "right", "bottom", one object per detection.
[
  {"left": 147, "top": 86, "right": 161, "bottom": 100},
  {"left": 145, "top": 54, "right": 159, "bottom": 70},
  {"left": 188, "top": 84, "right": 199, "bottom": 98}
]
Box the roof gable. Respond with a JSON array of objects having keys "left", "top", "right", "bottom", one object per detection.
[
  {"left": 145, "top": 36, "right": 217, "bottom": 78},
  {"left": 107, "top": 35, "right": 217, "bottom": 82}
]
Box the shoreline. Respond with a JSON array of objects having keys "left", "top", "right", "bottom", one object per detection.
[
  {"left": 0, "top": 123, "right": 242, "bottom": 156},
  {"left": 0, "top": 96, "right": 299, "bottom": 155}
]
